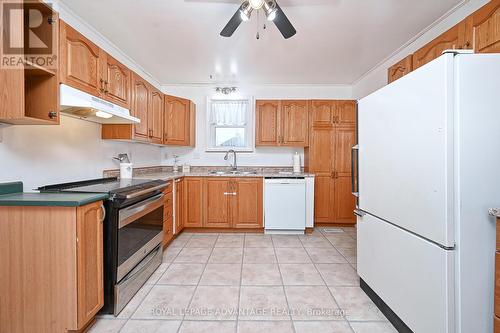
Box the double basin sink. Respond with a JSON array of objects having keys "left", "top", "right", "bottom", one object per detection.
[{"left": 209, "top": 170, "right": 258, "bottom": 176}]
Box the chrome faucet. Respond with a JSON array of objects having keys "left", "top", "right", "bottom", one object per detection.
[{"left": 224, "top": 150, "right": 237, "bottom": 171}]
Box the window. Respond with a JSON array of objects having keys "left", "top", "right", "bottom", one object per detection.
[{"left": 207, "top": 98, "right": 254, "bottom": 152}]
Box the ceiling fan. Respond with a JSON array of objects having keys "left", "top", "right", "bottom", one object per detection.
[{"left": 220, "top": 0, "right": 297, "bottom": 39}]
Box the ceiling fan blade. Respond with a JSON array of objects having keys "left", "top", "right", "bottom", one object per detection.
[
  {"left": 220, "top": 8, "right": 243, "bottom": 37},
  {"left": 273, "top": 2, "right": 296, "bottom": 39}
]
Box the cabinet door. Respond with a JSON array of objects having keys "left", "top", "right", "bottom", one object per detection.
[
  {"left": 164, "top": 96, "right": 191, "bottom": 146},
  {"left": 76, "top": 202, "right": 104, "bottom": 328},
  {"left": 495, "top": 252, "right": 500, "bottom": 318},
  {"left": 59, "top": 21, "right": 101, "bottom": 96},
  {"left": 204, "top": 179, "right": 232, "bottom": 228},
  {"left": 149, "top": 89, "right": 164, "bottom": 144},
  {"left": 232, "top": 178, "right": 263, "bottom": 229},
  {"left": 131, "top": 74, "right": 150, "bottom": 141},
  {"left": 308, "top": 127, "right": 334, "bottom": 173},
  {"left": 335, "top": 101, "right": 357, "bottom": 126},
  {"left": 412, "top": 20, "right": 470, "bottom": 70},
  {"left": 175, "top": 179, "right": 185, "bottom": 234},
  {"left": 256, "top": 100, "right": 281, "bottom": 146},
  {"left": 471, "top": 0, "right": 500, "bottom": 53},
  {"left": 314, "top": 176, "right": 335, "bottom": 223},
  {"left": 185, "top": 178, "right": 204, "bottom": 228},
  {"left": 101, "top": 52, "right": 131, "bottom": 109},
  {"left": 310, "top": 100, "right": 335, "bottom": 127},
  {"left": 163, "top": 218, "right": 174, "bottom": 246},
  {"left": 388, "top": 55, "right": 413, "bottom": 83},
  {"left": 282, "top": 100, "right": 309, "bottom": 147}
]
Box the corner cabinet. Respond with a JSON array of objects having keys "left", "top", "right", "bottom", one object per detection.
[
  {"left": 470, "top": 0, "right": 500, "bottom": 53},
  {"left": 255, "top": 100, "right": 309, "bottom": 147},
  {"left": 0, "top": 201, "right": 105, "bottom": 333},
  {"left": 164, "top": 96, "right": 196, "bottom": 146},
  {"left": 388, "top": 55, "right": 413, "bottom": 83}
]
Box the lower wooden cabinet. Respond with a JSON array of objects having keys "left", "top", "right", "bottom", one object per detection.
[
  {"left": 0, "top": 201, "right": 105, "bottom": 333},
  {"left": 204, "top": 178, "right": 233, "bottom": 228},
  {"left": 174, "top": 178, "right": 185, "bottom": 234},
  {"left": 184, "top": 177, "right": 204, "bottom": 228},
  {"left": 163, "top": 185, "right": 174, "bottom": 246}
]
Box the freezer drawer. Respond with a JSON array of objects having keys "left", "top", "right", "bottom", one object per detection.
[{"left": 357, "top": 214, "right": 454, "bottom": 333}]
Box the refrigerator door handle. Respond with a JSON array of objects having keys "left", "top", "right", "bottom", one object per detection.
[{"left": 351, "top": 145, "right": 359, "bottom": 197}]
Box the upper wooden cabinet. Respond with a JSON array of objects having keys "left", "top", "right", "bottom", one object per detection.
[
  {"left": 149, "top": 88, "right": 164, "bottom": 144},
  {"left": 388, "top": 55, "right": 413, "bottom": 83},
  {"left": 100, "top": 52, "right": 131, "bottom": 109},
  {"left": 164, "top": 96, "right": 196, "bottom": 146},
  {"left": 256, "top": 100, "right": 309, "bottom": 147},
  {"left": 470, "top": 0, "right": 500, "bottom": 53},
  {"left": 60, "top": 21, "right": 102, "bottom": 96},
  {"left": 310, "top": 100, "right": 356, "bottom": 128},
  {"left": 131, "top": 74, "right": 150, "bottom": 141}
]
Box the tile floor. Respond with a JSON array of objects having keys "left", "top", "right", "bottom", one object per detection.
[{"left": 91, "top": 227, "right": 397, "bottom": 333}]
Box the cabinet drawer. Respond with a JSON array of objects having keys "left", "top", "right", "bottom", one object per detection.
[
  {"left": 163, "top": 181, "right": 173, "bottom": 194},
  {"left": 163, "top": 217, "right": 174, "bottom": 246},
  {"left": 164, "top": 192, "right": 173, "bottom": 221},
  {"left": 496, "top": 253, "right": 500, "bottom": 318}
]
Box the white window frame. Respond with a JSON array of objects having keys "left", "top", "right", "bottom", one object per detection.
[{"left": 206, "top": 96, "right": 255, "bottom": 152}]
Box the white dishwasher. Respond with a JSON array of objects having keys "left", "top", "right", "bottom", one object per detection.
[{"left": 264, "top": 178, "right": 306, "bottom": 232}]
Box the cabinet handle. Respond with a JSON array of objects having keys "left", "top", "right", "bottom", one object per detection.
[
  {"left": 48, "top": 111, "right": 57, "bottom": 119},
  {"left": 100, "top": 204, "right": 106, "bottom": 222},
  {"left": 99, "top": 79, "right": 105, "bottom": 93},
  {"left": 104, "top": 81, "right": 109, "bottom": 94}
]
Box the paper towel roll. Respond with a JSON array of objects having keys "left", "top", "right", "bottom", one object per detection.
[{"left": 293, "top": 152, "right": 301, "bottom": 173}]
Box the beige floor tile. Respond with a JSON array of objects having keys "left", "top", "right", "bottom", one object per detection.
[
  {"left": 275, "top": 247, "right": 312, "bottom": 264},
  {"left": 293, "top": 320, "right": 353, "bottom": 333},
  {"left": 162, "top": 246, "right": 182, "bottom": 262},
  {"left": 178, "top": 321, "right": 236, "bottom": 333},
  {"left": 243, "top": 247, "right": 277, "bottom": 263},
  {"left": 316, "top": 264, "right": 359, "bottom": 286},
  {"left": 329, "top": 287, "right": 386, "bottom": 321},
  {"left": 88, "top": 319, "right": 126, "bottom": 333},
  {"left": 145, "top": 263, "right": 170, "bottom": 285},
  {"left": 242, "top": 264, "right": 283, "bottom": 285},
  {"left": 272, "top": 235, "right": 303, "bottom": 247},
  {"left": 157, "top": 263, "right": 204, "bottom": 285},
  {"left": 174, "top": 247, "right": 212, "bottom": 263},
  {"left": 285, "top": 286, "right": 342, "bottom": 321},
  {"left": 186, "top": 286, "right": 240, "bottom": 320},
  {"left": 239, "top": 286, "right": 289, "bottom": 320},
  {"left": 350, "top": 321, "right": 398, "bottom": 333},
  {"left": 209, "top": 247, "right": 243, "bottom": 263},
  {"left": 279, "top": 264, "right": 324, "bottom": 286},
  {"left": 169, "top": 236, "right": 190, "bottom": 248},
  {"left": 215, "top": 234, "right": 245, "bottom": 248},
  {"left": 120, "top": 320, "right": 181, "bottom": 333},
  {"left": 305, "top": 247, "right": 347, "bottom": 264},
  {"left": 299, "top": 235, "right": 333, "bottom": 248},
  {"left": 245, "top": 235, "right": 274, "bottom": 248},
  {"left": 325, "top": 235, "right": 357, "bottom": 248},
  {"left": 132, "top": 285, "right": 196, "bottom": 319},
  {"left": 185, "top": 235, "right": 217, "bottom": 248},
  {"left": 237, "top": 321, "right": 295, "bottom": 333},
  {"left": 116, "top": 284, "right": 153, "bottom": 319},
  {"left": 336, "top": 248, "right": 357, "bottom": 264},
  {"left": 199, "top": 263, "right": 242, "bottom": 285}
]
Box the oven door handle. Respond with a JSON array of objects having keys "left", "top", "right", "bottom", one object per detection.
[
  {"left": 119, "top": 193, "right": 164, "bottom": 229},
  {"left": 120, "top": 246, "right": 161, "bottom": 284},
  {"left": 124, "top": 183, "right": 168, "bottom": 199}
]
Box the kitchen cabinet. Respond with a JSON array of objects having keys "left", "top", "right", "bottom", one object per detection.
[
  {"left": 388, "top": 55, "right": 413, "bottom": 83},
  {"left": 255, "top": 100, "right": 308, "bottom": 147},
  {"left": 305, "top": 100, "right": 357, "bottom": 225},
  {"left": 164, "top": 96, "right": 196, "bottom": 146},
  {"left": 1, "top": 2, "right": 59, "bottom": 125},
  {"left": 412, "top": 19, "right": 471, "bottom": 70},
  {"left": 149, "top": 88, "right": 164, "bottom": 144},
  {"left": 0, "top": 201, "right": 105, "bottom": 332},
  {"left": 163, "top": 186, "right": 174, "bottom": 246},
  {"left": 100, "top": 52, "right": 131, "bottom": 108},
  {"left": 470, "top": 0, "right": 500, "bottom": 53},
  {"left": 232, "top": 178, "right": 263, "bottom": 229},
  {"left": 184, "top": 178, "right": 204, "bottom": 228},
  {"left": 204, "top": 179, "right": 233, "bottom": 228},
  {"left": 495, "top": 217, "right": 500, "bottom": 332},
  {"left": 174, "top": 178, "right": 185, "bottom": 234}
]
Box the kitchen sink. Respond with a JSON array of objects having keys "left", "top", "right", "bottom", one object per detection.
[{"left": 209, "top": 170, "right": 258, "bottom": 175}]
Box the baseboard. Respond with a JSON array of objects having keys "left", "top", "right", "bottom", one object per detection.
[
  {"left": 360, "top": 279, "right": 413, "bottom": 333},
  {"left": 181, "top": 227, "right": 264, "bottom": 234},
  {"left": 315, "top": 222, "right": 357, "bottom": 227}
]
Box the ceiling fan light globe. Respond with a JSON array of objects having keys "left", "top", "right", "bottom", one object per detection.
[
  {"left": 249, "top": 0, "right": 264, "bottom": 9},
  {"left": 266, "top": 9, "right": 277, "bottom": 21}
]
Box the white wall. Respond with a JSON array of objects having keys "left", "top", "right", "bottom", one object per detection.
[
  {"left": 0, "top": 116, "right": 162, "bottom": 191},
  {"left": 160, "top": 84, "right": 353, "bottom": 168},
  {"left": 352, "top": 0, "right": 489, "bottom": 99}
]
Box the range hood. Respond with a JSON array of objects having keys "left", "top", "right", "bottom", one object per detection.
[{"left": 60, "top": 84, "right": 140, "bottom": 124}]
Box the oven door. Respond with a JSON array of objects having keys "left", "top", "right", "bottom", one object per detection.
[{"left": 117, "top": 193, "right": 164, "bottom": 281}]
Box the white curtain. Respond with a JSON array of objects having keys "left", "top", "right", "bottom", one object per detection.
[{"left": 210, "top": 100, "right": 248, "bottom": 126}]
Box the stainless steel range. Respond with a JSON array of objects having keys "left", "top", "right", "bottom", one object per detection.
[{"left": 39, "top": 177, "right": 168, "bottom": 315}]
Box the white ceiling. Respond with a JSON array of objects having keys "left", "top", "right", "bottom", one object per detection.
[{"left": 61, "top": 0, "right": 463, "bottom": 85}]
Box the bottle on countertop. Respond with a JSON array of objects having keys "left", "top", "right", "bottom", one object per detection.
[{"left": 172, "top": 155, "right": 180, "bottom": 173}]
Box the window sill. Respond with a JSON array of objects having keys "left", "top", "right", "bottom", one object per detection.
[{"left": 205, "top": 148, "right": 254, "bottom": 153}]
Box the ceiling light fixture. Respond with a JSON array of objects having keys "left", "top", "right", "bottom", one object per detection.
[
  {"left": 215, "top": 87, "right": 237, "bottom": 95},
  {"left": 249, "top": 0, "right": 264, "bottom": 9},
  {"left": 262, "top": 1, "right": 277, "bottom": 21},
  {"left": 239, "top": 2, "right": 253, "bottom": 22}
]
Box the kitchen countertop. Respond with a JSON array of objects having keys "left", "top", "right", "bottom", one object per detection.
[
  {"left": 134, "top": 171, "right": 315, "bottom": 181},
  {"left": 0, "top": 181, "right": 109, "bottom": 207}
]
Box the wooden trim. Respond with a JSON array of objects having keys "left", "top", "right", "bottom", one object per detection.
[
  {"left": 182, "top": 227, "right": 264, "bottom": 234},
  {"left": 305, "top": 227, "right": 315, "bottom": 234},
  {"left": 315, "top": 222, "right": 357, "bottom": 228}
]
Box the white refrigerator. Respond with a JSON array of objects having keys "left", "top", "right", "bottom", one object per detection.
[{"left": 356, "top": 52, "right": 500, "bottom": 333}]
